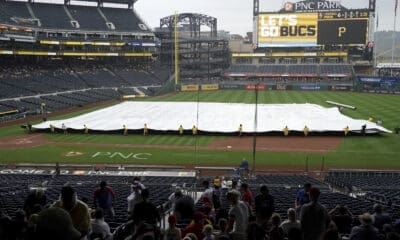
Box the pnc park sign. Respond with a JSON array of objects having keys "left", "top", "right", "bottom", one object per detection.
[
  {"left": 63, "top": 151, "right": 152, "bottom": 160},
  {"left": 282, "top": 0, "right": 343, "bottom": 12}
]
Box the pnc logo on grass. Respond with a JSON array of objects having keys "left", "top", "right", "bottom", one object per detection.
[
  {"left": 92, "top": 152, "right": 152, "bottom": 160},
  {"left": 64, "top": 151, "right": 85, "bottom": 157}
]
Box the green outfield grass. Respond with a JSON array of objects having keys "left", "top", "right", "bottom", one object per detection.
[{"left": 1, "top": 90, "right": 400, "bottom": 169}]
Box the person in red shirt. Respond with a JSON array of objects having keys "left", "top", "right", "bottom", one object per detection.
[
  {"left": 93, "top": 181, "right": 115, "bottom": 219},
  {"left": 241, "top": 183, "right": 254, "bottom": 210},
  {"left": 181, "top": 211, "right": 206, "bottom": 239}
]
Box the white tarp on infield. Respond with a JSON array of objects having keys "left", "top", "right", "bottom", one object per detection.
[{"left": 33, "top": 101, "right": 390, "bottom": 133}]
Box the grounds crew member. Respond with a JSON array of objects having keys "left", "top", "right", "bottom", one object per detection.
[
  {"left": 303, "top": 126, "right": 309, "bottom": 137},
  {"left": 40, "top": 102, "right": 46, "bottom": 114},
  {"left": 62, "top": 123, "right": 67, "bottom": 134},
  {"left": 123, "top": 125, "right": 128, "bottom": 135},
  {"left": 344, "top": 126, "right": 350, "bottom": 136},
  {"left": 179, "top": 125, "right": 184, "bottom": 135},
  {"left": 283, "top": 126, "right": 289, "bottom": 136},
  {"left": 84, "top": 124, "right": 88, "bottom": 134},
  {"left": 368, "top": 117, "right": 374, "bottom": 122},
  {"left": 144, "top": 123, "right": 148, "bottom": 136},
  {"left": 50, "top": 124, "right": 55, "bottom": 133},
  {"left": 192, "top": 125, "right": 197, "bottom": 135},
  {"left": 239, "top": 124, "right": 243, "bottom": 137}
]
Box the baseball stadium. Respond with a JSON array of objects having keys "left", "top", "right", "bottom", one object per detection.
[{"left": 0, "top": 0, "right": 400, "bottom": 239}]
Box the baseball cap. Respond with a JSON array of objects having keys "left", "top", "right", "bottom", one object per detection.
[{"left": 36, "top": 207, "right": 81, "bottom": 240}]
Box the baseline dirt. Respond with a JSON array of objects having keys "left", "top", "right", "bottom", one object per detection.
[
  {"left": 208, "top": 136, "right": 342, "bottom": 153},
  {"left": 0, "top": 134, "right": 50, "bottom": 149},
  {"left": 0, "top": 133, "right": 342, "bottom": 153}
]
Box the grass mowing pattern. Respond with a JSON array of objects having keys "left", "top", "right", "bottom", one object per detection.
[{"left": 1, "top": 90, "right": 400, "bottom": 168}]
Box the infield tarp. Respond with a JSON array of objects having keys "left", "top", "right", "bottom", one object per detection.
[{"left": 33, "top": 102, "right": 390, "bottom": 133}]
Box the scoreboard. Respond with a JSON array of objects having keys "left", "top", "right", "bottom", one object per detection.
[{"left": 256, "top": 10, "right": 369, "bottom": 47}]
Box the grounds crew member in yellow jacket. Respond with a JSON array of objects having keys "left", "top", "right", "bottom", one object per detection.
[
  {"left": 50, "top": 124, "right": 55, "bottom": 133},
  {"left": 283, "top": 126, "right": 289, "bottom": 136},
  {"left": 123, "top": 125, "right": 128, "bottom": 135},
  {"left": 344, "top": 126, "right": 350, "bottom": 136},
  {"left": 238, "top": 124, "right": 243, "bottom": 137},
  {"left": 84, "top": 124, "right": 89, "bottom": 134},
  {"left": 303, "top": 126, "right": 309, "bottom": 137},
  {"left": 144, "top": 123, "right": 148, "bottom": 136},
  {"left": 192, "top": 125, "right": 197, "bottom": 135},
  {"left": 179, "top": 125, "right": 184, "bottom": 135}
]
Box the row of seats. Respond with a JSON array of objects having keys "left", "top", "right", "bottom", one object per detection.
[
  {"left": 0, "top": 174, "right": 197, "bottom": 229},
  {"left": 0, "top": 66, "right": 163, "bottom": 99},
  {"left": 0, "top": 0, "right": 148, "bottom": 32},
  {"left": 324, "top": 174, "right": 400, "bottom": 215},
  {"left": 0, "top": 87, "right": 161, "bottom": 117},
  {"left": 225, "top": 64, "right": 354, "bottom": 76}
]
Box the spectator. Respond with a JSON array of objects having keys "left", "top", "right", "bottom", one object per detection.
[
  {"left": 132, "top": 188, "right": 160, "bottom": 225},
  {"left": 280, "top": 208, "right": 300, "bottom": 236},
  {"left": 329, "top": 205, "right": 353, "bottom": 234},
  {"left": 182, "top": 211, "right": 206, "bottom": 240},
  {"left": 213, "top": 176, "right": 221, "bottom": 188},
  {"left": 246, "top": 219, "right": 267, "bottom": 240},
  {"left": 226, "top": 189, "right": 249, "bottom": 240},
  {"left": 240, "top": 183, "right": 253, "bottom": 209},
  {"left": 300, "top": 187, "right": 330, "bottom": 240},
  {"left": 53, "top": 185, "right": 91, "bottom": 237},
  {"left": 184, "top": 233, "right": 199, "bottom": 240},
  {"left": 349, "top": 213, "right": 379, "bottom": 240},
  {"left": 174, "top": 191, "right": 195, "bottom": 221},
  {"left": 127, "top": 180, "right": 143, "bottom": 215},
  {"left": 239, "top": 159, "right": 249, "bottom": 177},
  {"left": 215, "top": 218, "right": 229, "bottom": 239},
  {"left": 35, "top": 207, "right": 81, "bottom": 240},
  {"left": 295, "top": 183, "right": 312, "bottom": 214},
  {"left": 254, "top": 184, "right": 275, "bottom": 226},
  {"left": 8, "top": 209, "right": 28, "bottom": 240},
  {"left": 90, "top": 208, "right": 112, "bottom": 240},
  {"left": 23, "top": 188, "right": 47, "bottom": 217},
  {"left": 323, "top": 222, "right": 340, "bottom": 240},
  {"left": 0, "top": 210, "right": 11, "bottom": 239},
  {"left": 372, "top": 204, "right": 391, "bottom": 231},
  {"left": 269, "top": 213, "right": 284, "bottom": 240},
  {"left": 203, "top": 224, "right": 215, "bottom": 240},
  {"left": 201, "top": 180, "right": 214, "bottom": 208},
  {"left": 164, "top": 215, "right": 181, "bottom": 240},
  {"left": 93, "top": 181, "right": 115, "bottom": 219},
  {"left": 168, "top": 187, "right": 183, "bottom": 210}
]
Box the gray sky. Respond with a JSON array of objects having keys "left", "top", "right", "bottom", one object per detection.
[{"left": 135, "top": 0, "right": 398, "bottom": 35}]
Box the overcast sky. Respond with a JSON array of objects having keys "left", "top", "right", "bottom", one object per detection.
[{"left": 135, "top": 0, "right": 398, "bottom": 35}]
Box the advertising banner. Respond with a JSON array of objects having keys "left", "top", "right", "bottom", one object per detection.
[
  {"left": 246, "top": 84, "right": 266, "bottom": 90},
  {"left": 201, "top": 84, "right": 219, "bottom": 91},
  {"left": 181, "top": 85, "right": 199, "bottom": 92}
]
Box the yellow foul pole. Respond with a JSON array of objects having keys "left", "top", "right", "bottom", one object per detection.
[{"left": 174, "top": 11, "right": 179, "bottom": 88}]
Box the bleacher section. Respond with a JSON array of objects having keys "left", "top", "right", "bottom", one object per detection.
[
  {"left": 325, "top": 171, "right": 400, "bottom": 219},
  {"left": 0, "top": 64, "right": 168, "bottom": 122},
  {"left": 68, "top": 6, "right": 106, "bottom": 31},
  {"left": 101, "top": 8, "right": 145, "bottom": 32},
  {"left": 0, "top": 173, "right": 197, "bottom": 230},
  {"left": 31, "top": 3, "right": 72, "bottom": 30},
  {"left": 0, "top": 1, "right": 35, "bottom": 27},
  {"left": 0, "top": 1, "right": 150, "bottom": 33},
  {"left": 224, "top": 64, "right": 353, "bottom": 79}
]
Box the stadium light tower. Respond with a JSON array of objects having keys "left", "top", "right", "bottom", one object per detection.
[{"left": 174, "top": 12, "right": 179, "bottom": 89}]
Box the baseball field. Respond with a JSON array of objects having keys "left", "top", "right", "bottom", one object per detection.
[{"left": 0, "top": 90, "right": 399, "bottom": 170}]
